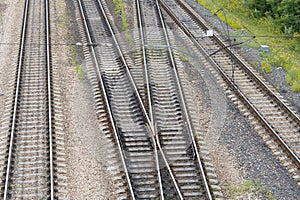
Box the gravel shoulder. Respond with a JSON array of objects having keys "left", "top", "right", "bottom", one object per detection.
[
  {"left": 183, "top": 0, "right": 300, "bottom": 199},
  {"left": 65, "top": 74, "right": 118, "bottom": 199},
  {"left": 0, "top": 0, "right": 23, "bottom": 124},
  {"left": 222, "top": 102, "right": 300, "bottom": 199},
  {"left": 51, "top": 0, "right": 119, "bottom": 199},
  {"left": 184, "top": 51, "right": 300, "bottom": 199}
]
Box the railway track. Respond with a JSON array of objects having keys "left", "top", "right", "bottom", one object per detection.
[
  {"left": 135, "top": 0, "right": 213, "bottom": 198},
  {"left": 159, "top": 0, "right": 300, "bottom": 179},
  {"left": 0, "top": 0, "right": 55, "bottom": 199},
  {"left": 78, "top": 0, "right": 175, "bottom": 198},
  {"left": 77, "top": 0, "right": 217, "bottom": 198}
]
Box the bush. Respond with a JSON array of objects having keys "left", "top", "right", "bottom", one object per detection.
[
  {"left": 261, "top": 60, "right": 272, "bottom": 74},
  {"left": 286, "top": 72, "right": 300, "bottom": 92},
  {"left": 292, "top": 82, "right": 300, "bottom": 92},
  {"left": 241, "top": 0, "right": 300, "bottom": 33}
]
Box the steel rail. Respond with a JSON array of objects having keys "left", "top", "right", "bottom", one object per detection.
[
  {"left": 174, "top": 0, "right": 300, "bottom": 127},
  {"left": 79, "top": 0, "right": 179, "bottom": 198},
  {"left": 77, "top": 0, "right": 136, "bottom": 198},
  {"left": 3, "top": 0, "right": 30, "bottom": 198},
  {"left": 155, "top": 0, "right": 213, "bottom": 199},
  {"left": 135, "top": 0, "right": 164, "bottom": 198},
  {"left": 79, "top": 0, "right": 194, "bottom": 197},
  {"left": 135, "top": 0, "right": 152, "bottom": 123},
  {"left": 158, "top": 0, "right": 300, "bottom": 168},
  {"left": 3, "top": 0, "right": 55, "bottom": 198},
  {"left": 45, "top": 0, "right": 54, "bottom": 198},
  {"left": 92, "top": 0, "right": 186, "bottom": 198},
  {"left": 95, "top": 0, "right": 165, "bottom": 197}
]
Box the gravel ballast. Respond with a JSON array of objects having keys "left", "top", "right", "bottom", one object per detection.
[
  {"left": 183, "top": 45, "right": 300, "bottom": 198},
  {"left": 222, "top": 103, "right": 300, "bottom": 199},
  {"left": 1, "top": 0, "right": 299, "bottom": 199},
  {"left": 0, "top": 1, "right": 23, "bottom": 125},
  {"left": 182, "top": 0, "right": 300, "bottom": 198},
  {"left": 51, "top": 0, "right": 120, "bottom": 198},
  {"left": 185, "top": 0, "right": 300, "bottom": 114}
]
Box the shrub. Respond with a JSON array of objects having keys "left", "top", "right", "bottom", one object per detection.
[
  {"left": 291, "top": 82, "right": 300, "bottom": 92},
  {"left": 261, "top": 60, "right": 272, "bottom": 74}
]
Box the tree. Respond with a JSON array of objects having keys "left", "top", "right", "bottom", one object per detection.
[
  {"left": 240, "top": 0, "right": 300, "bottom": 33},
  {"left": 277, "top": 0, "right": 300, "bottom": 33},
  {"left": 243, "top": 0, "right": 271, "bottom": 18}
]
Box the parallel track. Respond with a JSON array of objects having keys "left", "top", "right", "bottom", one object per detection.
[
  {"left": 0, "top": 0, "right": 54, "bottom": 199},
  {"left": 136, "top": 0, "right": 212, "bottom": 198},
  {"left": 78, "top": 0, "right": 164, "bottom": 198},
  {"left": 159, "top": 0, "right": 300, "bottom": 173},
  {"left": 78, "top": 0, "right": 214, "bottom": 198}
]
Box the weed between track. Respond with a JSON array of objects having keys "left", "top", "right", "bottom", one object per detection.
[{"left": 70, "top": 45, "right": 84, "bottom": 80}]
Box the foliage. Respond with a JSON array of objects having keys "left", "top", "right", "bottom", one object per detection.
[
  {"left": 178, "top": 47, "right": 190, "bottom": 62},
  {"left": 291, "top": 82, "right": 300, "bottom": 92},
  {"left": 262, "top": 47, "right": 300, "bottom": 92},
  {"left": 179, "top": 53, "right": 189, "bottom": 62},
  {"left": 242, "top": 0, "right": 272, "bottom": 18},
  {"left": 240, "top": 0, "right": 300, "bottom": 33},
  {"left": 125, "top": 32, "right": 134, "bottom": 47},
  {"left": 76, "top": 65, "right": 84, "bottom": 80},
  {"left": 261, "top": 60, "right": 272, "bottom": 74},
  {"left": 112, "top": 0, "right": 135, "bottom": 47},
  {"left": 197, "top": 0, "right": 244, "bottom": 29},
  {"left": 286, "top": 70, "right": 300, "bottom": 92},
  {"left": 197, "top": 0, "right": 300, "bottom": 92},
  {"left": 198, "top": 0, "right": 300, "bottom": 33}
]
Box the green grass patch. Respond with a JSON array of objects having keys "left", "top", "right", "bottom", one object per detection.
[
  {"left": 177, "top": 47, "right": 191, "bottom": 63},
  {"left": 196, "top": 0, "right": 300, "bottom": 92},
  {"left": 70, "top": 45, "right": 84, "bottom": 80},
  {"left": 76, "top": 66, "right": 84, "bottom": 80},
  {"left": 112, "top": 0, "right": 129, "bottom": 31},
  {"left": 229, "top": 180, "right": 276, "bottom": 200},
  {"left": 179, "top": 53, "right": 189, "bottom": 62},
  {"left": 112, "top": 0, "right": 134, "bottom": 47}
]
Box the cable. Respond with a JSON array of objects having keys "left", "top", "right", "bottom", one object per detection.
[
  {"left": 229, "top": 35, "right": 300, "bottom": 39},
  {"left": 0, "top": 42, "right": 89, "bottom": 46}
]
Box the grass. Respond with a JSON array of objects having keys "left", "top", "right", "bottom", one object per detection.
[
  {"left": 179, "top": 53, "right": 190, "bottom": 62},
  {"left": 229, "top": 180, "right": 276, "bottom": 200},
  {"left": 112, "top": 0, "right": 129, "bottom": 31},
  {"left": 196, "top": 0, "right": 300, "bottom": 92},
  {"left": 56, "top": 1, "right": 68, "bottom": 27},
  {"left": 70, "top": 45, "right": 84, "bottom": 80},
  {"left": 112, "top": 0, "right": 134, "bottom": 46},
  {"left": 177, "top": 47, "right": 191, "bottom": 63}
]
